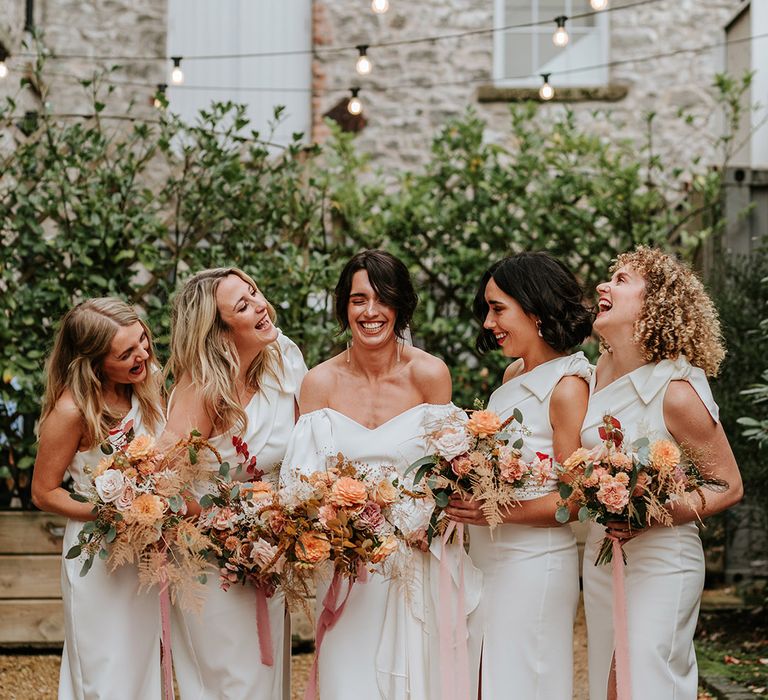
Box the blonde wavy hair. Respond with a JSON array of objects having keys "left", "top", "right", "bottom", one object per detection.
[
  {"left": 612, "top": 246, "right": 725, "bottom": 377},
  {"left": 166, "top": 268, "right": 283, "bottom": 436},
  {"left": 39, "top": 298, "right": 164, "bottom": 447}
]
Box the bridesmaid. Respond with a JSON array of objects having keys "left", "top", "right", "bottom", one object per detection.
[
  {"left": 447, "top": 252, "right": 593, "bottom": 699},
  {"left": 31, "top": 298, "right": 165, "bottom": 700},
  {"left": 280, "top": 249, "right": 480, "bottom": 700},
  {"left": 163, "top": 268, "right": 307, "bottom": 700},
  {"left": 582, "top": 246, "right": 743, "bottom": 699}
]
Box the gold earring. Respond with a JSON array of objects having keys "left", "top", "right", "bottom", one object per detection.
[{"left": 346, "top": 340, "right": 352, "bottom": 364}]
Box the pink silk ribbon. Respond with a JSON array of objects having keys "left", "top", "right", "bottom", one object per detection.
[
  {"left": 255, "top": 586, "right": 274, "bottom": 667},
  {"left": 159, "top": 576, "right": 175, "bottom": 700},
  {"left": 439, "top": 522, "right": 471, "bottom": 700},
  {"left": 609, "top": 535, "right": 632, "bottom": 700},
  {"left": 303, "top": 567, "right": 360, "bottom": 700}
]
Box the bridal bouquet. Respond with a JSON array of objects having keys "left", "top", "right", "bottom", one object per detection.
[
  {"left": 281, "top": 454, "right": 409, "bottom": 583},
  {"left": 556, "top": 414, "right": 727, "bottom": 565},
  {"left": 67, "top": 430, "right": 216, "bottom": 609},
  {"left": 407, "top": 405, "right": 548, "bottom": 539}
]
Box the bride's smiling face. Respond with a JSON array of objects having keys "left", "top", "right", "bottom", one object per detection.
[{"left": 347, "top": 270, "right": 397, "bottom": 351}]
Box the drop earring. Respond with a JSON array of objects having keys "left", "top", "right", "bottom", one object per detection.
[
  {"left": 536, "top": 320, "right": 543, "bottom": 338},
  {"left": 346, "top": 340, "right": 352, "bottom": 364}
]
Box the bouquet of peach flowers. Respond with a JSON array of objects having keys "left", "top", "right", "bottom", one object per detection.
[
  {"left": 556, "top": 415, "right": 727, "bottom": 565},
  {"left": 67, "top": 430, "right": 217, "bottom": 609},
  {"left": 407, "top": 405, "right": 548, "bottom": 540},
  {"left": 281, "top": 454, "right": 410, "bottom": 583}
]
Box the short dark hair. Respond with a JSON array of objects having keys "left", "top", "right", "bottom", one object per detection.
[
  {"left": 473, "top": 252, "right": 593, "bottom": 354},
  {"left": 335, "top": 250, "right": 417, "bottom": 339}
]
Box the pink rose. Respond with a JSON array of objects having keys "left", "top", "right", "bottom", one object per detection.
[
  {"left": 596, "top": 479, "right": 630, "bottom": 514},
  {"left": 356, "top": 501, "right": 385, "bottom": 534},
  {"left": 211, "top": 507, "right": 238, "bottom": 530},
  {"left": 318, "top": 505, "right": 338, "bottom": 527},
  {"left": 498, "top": 446, "right": 527, "bottom": 483},
  {"left": 114, "top": 485, "right": 135, "bottom": 512},
  {"left": 250, "top": 538, "right": 282, "bottom": 572}
]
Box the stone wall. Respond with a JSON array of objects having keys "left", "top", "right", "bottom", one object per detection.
[
  {"left": 0, "top": 0, "right": 167, "bottom": 134},
  {"left": 313, "top": 0, "right": 745, "bottom": 174}
]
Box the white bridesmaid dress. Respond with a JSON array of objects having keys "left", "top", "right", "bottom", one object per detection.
[
  {"left": 280, "top": 402, "right": 482, "bottom": 700},
  {"left": 467, "top": 352, "right": 589, "bottom": 699},
  {"left": 59, "top": 393, "right": 162, "bottom": 700},
  {"left": 171, "top": 331, "right": 307, "bottom": 700},
  {"left": 581, "top": 356, "right": 718, "bottom": 700}
]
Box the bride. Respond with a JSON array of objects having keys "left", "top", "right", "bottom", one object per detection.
[{"left": 281, "top": 249, "right": 479, "bottom": 700}]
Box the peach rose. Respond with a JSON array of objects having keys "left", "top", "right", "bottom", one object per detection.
[
  {"left": 125, "top": 434, "right": 155, "bottom": 461},
  {"left": 562, "top": 447, "right": 590, "bottom": 471},
  {"left": 371, "top": 534, "right": 399, "bottom": 564},
  {"left": 242, "top": 481, "right": 273, "bottom": 502},
  {"left": 596, "top": 479, "right": 630, "bottom": 514},
  {"left": 125, "top": 493, "right": 166, "bottom": 526},
  {"left": 329, "top": 476, "right": 368, "bottom": 508},
  {"left": 649, "top": 439, "right": 681, "bottom": 471},
  {"left": 610, "top": 452, "right": 633, "bottom": 471},
  {"left": 94, "top": 469, "right": 126, "bottom": 503},
  {"left": 114, "top": 485, "right": 135, "bottom": 512},
  {"left": 466, "top": 410, "right": 502, "bottom": 438},
  {"left": 296, "top": 532, "right": 331, "bottom": 564},
  {"left": 93, "top": 455, "right": 114, "bottom": 477},
  {"left": 372, "top": 479, "right": 399, "bottom": 506},
  {"left": 250, "top": 538, "right": 281, "bottom": 571},
  {"left": 451, "top": 454, "right": 472, "bottom": 478}
]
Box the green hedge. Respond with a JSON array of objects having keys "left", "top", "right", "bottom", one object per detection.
[{"left": 0, "top": 69, "right": 742, "bottom": 506}]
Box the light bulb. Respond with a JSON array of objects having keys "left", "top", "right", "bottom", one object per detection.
[
  {"left": 0, "top": 61, "right": 7, "bottom": 80},
  {"left": 356, "top": 54, "right": 372, "bottom": 75},
  {"left": 553, "top": 17, "right": 569, "bottom": 47},
  {"left": 590, "top": 0, "right": 608, "bottom": 9},
  {"left": 539, "top": 82, "right": 554, "bottom": 101},
  {"left": 170, "top": 57, "right": 184, "bottom": 85},
  {"left": 348, "top": 96, "right": 363, "bottom": 115},
  {"left": 371, "top": 0, "right": 389, "bottom": 14}
]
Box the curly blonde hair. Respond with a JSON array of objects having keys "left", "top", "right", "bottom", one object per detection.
[{"left": 612, "top": 247, "right": 725, "bottom": 377}]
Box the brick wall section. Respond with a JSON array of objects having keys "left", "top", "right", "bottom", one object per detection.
[{"left": 313, "top": 0, "right": 743, "bottom": 172}]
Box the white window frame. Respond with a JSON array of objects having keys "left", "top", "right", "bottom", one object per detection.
[{"left": 493, "top": 0, "right": 610, "bottom": 87}]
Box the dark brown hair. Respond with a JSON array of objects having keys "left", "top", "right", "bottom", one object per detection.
[{"left": 335, "top": 250, "right": 417, "bottom": 339}]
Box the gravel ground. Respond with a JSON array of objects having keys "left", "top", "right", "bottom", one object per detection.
[{"left": 2, "top": 597, "right": 705, "bottom": 700}]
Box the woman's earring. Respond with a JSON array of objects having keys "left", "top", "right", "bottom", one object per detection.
[
  {"left": 346, "top": 340, "right": 352, "bottom": 364},
  {"left": 536, "top": 320, "right": 543, "bottom": 338}
]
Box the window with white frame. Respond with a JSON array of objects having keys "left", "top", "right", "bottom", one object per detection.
[{"left": 493, "top": 0, "right": 609, "bottom": 87}]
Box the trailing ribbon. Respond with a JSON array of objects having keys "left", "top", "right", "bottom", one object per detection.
[
  {"left": 159, "top": 572, "right": 175, "bottom": 700},
  {"left": 609, "top": 535, "right": 632, "bottom": 700},
  {"left": 303, "top": 566, "right": 362, "bottom": 700},
  {"left": 438, "top": 522, "right": 471, "bottom": 700},
  {"left": 255, "top": 586, "right": 274, "bottom": 667}
]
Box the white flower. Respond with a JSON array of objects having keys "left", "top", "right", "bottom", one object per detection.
[
  {"left": 94, "top": 469, "right": 127, "bottom": 503},
  {"left": 389, "top": 497, "right": 434, "bottom": 539},
  {"left": 250, "top": 538, "right": 283, "bottom": 573},
  {"left": 431, "top": 427, "right": 471, "bottom": 461}
]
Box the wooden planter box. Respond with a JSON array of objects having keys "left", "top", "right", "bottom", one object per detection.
[{"left": 0, "top": 511, "right": 66, "bottom": 647}]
